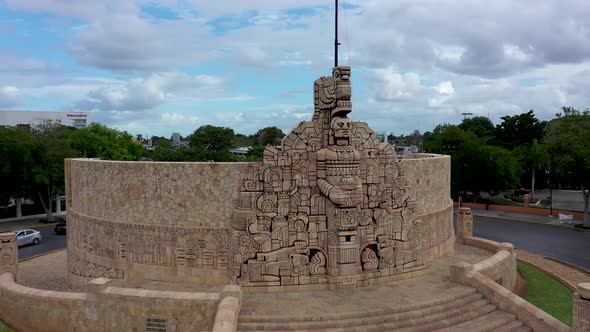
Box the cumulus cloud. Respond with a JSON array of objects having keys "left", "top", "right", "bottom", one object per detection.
[
  {"left": 352, "top": 0, "right": 590, "bottom": 77},
  {"left": 0, "top": 85, "right": 20, "bottom": 108},
  {"left": 5, "top": 0, "right": 590, "bottom": 137},
  {"left": 67, "top": 14, "right": 220, "bottom": 72},
  {"left": 372, "top": 68, "right": 425, "bottom": 101},
  {"left": 4, "top": 0, "right": 141, "bottom": 19},
  {"left": 74, "top": 72, "right": 226, "bottom": 111}
]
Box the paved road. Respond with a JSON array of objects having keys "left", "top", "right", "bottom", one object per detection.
[
  {"left": 471, "top": 216, "right": 590, "bottom": 271},
  {"left": 17, "top": 226, "right": 67, "bottom": 260}
]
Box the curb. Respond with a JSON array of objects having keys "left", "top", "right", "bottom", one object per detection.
[
  {"left": 19, "top": 248, "right": 66, "bottom": 263},
  {"left": 0, "top": 212, "right": 66, "bottom": 223},
  {"left": 542, "top": 256, "right": 590, "bottom": 277},
  {"left": 0, "top": 223, "right": 59, "bottom": 233},
  {"left": 516, "top": 257, "right": 578, "bottom": 292},
  {"left": 471, "top": 213, "right": 590, "bottom": 232}
]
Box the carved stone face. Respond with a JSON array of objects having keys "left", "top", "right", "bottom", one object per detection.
[{"left": 332, "top": 117, "right": 352, "bottom": 138}]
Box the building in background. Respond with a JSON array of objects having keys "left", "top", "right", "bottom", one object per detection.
[
  {"left": 0, "top": 110, "right": 90, "bottom": 129},
  {"left": 170, "top": 132, "right": 189, "bottom": 148}
]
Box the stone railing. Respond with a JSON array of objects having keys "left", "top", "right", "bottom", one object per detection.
[
  {"left": 574, "top": 283, "right": 590, "bottom": 331},
  {"left": 453, "top": 209, "right": 570, "bottom": 331},
  {"left": 0, "top": 232, "right": 243, "bottom": 332},
  {"left": 456, "top": 208, "right": 517, "bottom": 291},
  {"left": 212, "top": 285, "right": 243, "bottom": 332}
]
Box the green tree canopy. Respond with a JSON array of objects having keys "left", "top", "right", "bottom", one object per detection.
[
  {"left": 30, "top": 122, "right": 80, "bottom": 221},
  {"left": 493, "top": 110, "right": 545, "bottom": 150},
  {"left": 423, "top": 124, "right": 520, "bottom": 198},
  {"left": 189, "top": 125, "right": 236, "bottom": 162},
  {"left": 70, "top": 123, "right": 142, "bottom": 160},
  {"left": 458, "top": 116, "right": 495, "bottom": 139},
  {"left": 546, "top": 107, "right": 590, "bottom": 224},
  {"left": 0, "top": 126, "right": 35, "bottom": 206},
  {"left": 255, "top": 127, "right": 285, "bottom": 146}
]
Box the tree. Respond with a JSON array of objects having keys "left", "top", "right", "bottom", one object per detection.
[
  {"left": 70, "top": 123, "right": 142, "bottom": 161},
  {"left": 458, "top": 116, "right": 495, "bottom": 139},
  {"left": 546, "top": 107, "right": 590, "bottom": 225},
  {"left": 30, "top": 122, "right": 80, "bottom": 221},
  {"left": 234, "top": 133, "right": 256, "bottom": 147},
  {"left": 245, "top": 145, "right": 265, "bottom": 161},
  {"left": 150, "top": 140, "right": 182, "bottom": 161},
  {"left": 189, "top": 125, "right": 236, "bottom": 162},
  {"left": 255, "top": 127, "right": 285, "bottom": 146},
  {"left": 512, "top": 139, "right": 548, "bottom": 200},
  {"left": 493, "top": 110, "right": 545, "bottom": 150},
  {"left": 0, "top": 126, "right": 35, "bottom": 217},
  {"left": 423, "top": 124, "right": 520, "bottom": 199}
]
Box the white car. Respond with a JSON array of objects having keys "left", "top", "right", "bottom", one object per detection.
[{"left": 14, "top": 229, "right": 42, "bottom": 246}]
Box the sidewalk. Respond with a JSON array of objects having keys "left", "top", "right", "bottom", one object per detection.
[
  {"left": 0, "top": 212, "right": 65, "bottom": 233},
  {"left": 461, "top": 208, "right": 590, "bottom": 231},
  {"left": 516, "top": 249, "right": 590, "bottom": 288}
]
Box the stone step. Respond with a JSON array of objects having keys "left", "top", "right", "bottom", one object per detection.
[
  {"left": 433, "top": 310, "right": 517, "bottom": 332},
  {"left": 238, "top": 288, "right": 478, "bottom": 323},
  {"left": 395, "top": 303, "right": 498, "bottom": 332},
  {"left": 238, "top": 298, "right": 496, "bottom": 331},
  {"left": 494, "top": 319, "right": 525, "bottom": 332},
  {"left": 511, "top": 326, "right": 533, "bottom": 332}
]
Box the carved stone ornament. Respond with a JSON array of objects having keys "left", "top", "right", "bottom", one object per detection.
[
  {"left": 232, "top": 66, "right": 423, "bottom": 288},
  {"left": 0, "top": 233, "right": 17, "bottom": 276}
]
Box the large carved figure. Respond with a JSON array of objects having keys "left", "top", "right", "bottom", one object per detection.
[{"left": 233, "top": 66, "right": 423, "bottom": 289}]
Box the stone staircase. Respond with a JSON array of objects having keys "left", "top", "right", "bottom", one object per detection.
[{"left": 237, "top": 289, "right": 531, "bottom": 332}]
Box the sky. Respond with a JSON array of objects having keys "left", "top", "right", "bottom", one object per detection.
[{"left": 1, "top": 0, "right": 590, "bottom": 138}]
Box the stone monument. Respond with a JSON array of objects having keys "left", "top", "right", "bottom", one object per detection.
[{"left": 232, "top": 66, "right": 424, "bottom": 289}]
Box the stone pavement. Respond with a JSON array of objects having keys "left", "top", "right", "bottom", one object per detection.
[
  {"left": 18, "top": 249, "right": 83, "bottom": 292},
  {"left": 239, "top": 245, "right": 494, "bottom": 318}
]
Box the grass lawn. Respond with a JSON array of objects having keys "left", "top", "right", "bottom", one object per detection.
[
  {"left": 517, "top": 261, "right": 573, "bottom": 326},
  {"left": 0, "top": 321, "right": 13, "bottom": 332}
]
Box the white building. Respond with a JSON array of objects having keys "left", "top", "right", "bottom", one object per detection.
[{"left": 0, "top": 110, "right": 90, "bottom": 129}]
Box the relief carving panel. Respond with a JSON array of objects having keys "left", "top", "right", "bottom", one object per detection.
[{"left": 232, "top": 66, "right": 424, "bottom": 288}]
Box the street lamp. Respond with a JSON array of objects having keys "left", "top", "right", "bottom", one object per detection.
[{"left": 545, "top": 167, "right": 553, "bottom": 217}]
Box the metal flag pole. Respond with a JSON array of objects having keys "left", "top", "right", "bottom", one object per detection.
[{"left": 334, "top": 0, "right": 340, "bottom": 67}]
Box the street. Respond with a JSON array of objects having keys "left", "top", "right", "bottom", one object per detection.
[
  {"left": 471, "top": 216, "right": 590, "bottom": 271},
  {"left": 17, "top": 226, "right": 67, "bottom": 260}
]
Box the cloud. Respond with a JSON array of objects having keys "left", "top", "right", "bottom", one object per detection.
[
  {"left": 4, "top": 0, "right": 135, "bottom": 19},
  {"left": 67, "top": 14, "right": 221, "bottom": 72},
  {"left": 372, "top": 68, "right": 425, "bottom": 101},
  {"left": 336, "top": 0, "right": 590, "bottom": 78},
  {"left": 0, "top": 85, "right": 20, "bottom": 108},
  {"left": 4, "top": 0, "right": 590, "bottom": 138},
  {"left": 74, "top": 72, "right": 227, "bottom": 111},
  {"left": 234, "top": 47, "right": 274, "bottom": 68}
]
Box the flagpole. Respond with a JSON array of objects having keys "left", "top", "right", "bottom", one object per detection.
[{"left": 334, "top": 0, "right": 339, "bottom": 67}]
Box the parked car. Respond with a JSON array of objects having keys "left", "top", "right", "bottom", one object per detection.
[
  {"left": 39, "top": 216, "right": 66, "bottom": 224},
  {"left": 54, "top": 222, "right": 67, "bottom": 235},
  {"left": 14, "top": 229, "right": 41, "bottom": 246}
]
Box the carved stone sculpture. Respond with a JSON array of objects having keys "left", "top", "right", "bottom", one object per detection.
[
  {"left": 232, "top": 66, "right": 423, "bottom": 289},
  {"left": 0, "top": 233, "right": 17, "bottom": 277}
]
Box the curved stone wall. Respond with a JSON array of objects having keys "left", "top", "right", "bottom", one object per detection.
[
  {"left": 68, "top": 159, "right": 250, "bottom": 226},
  {"left": 66, "top": 159, "right": 250, "bottom": 285},
  {"left": 66, "top": 154, "right": 454, "bottom": 286},
  {"left": 401, "top": 154, "right": 454, "bottom": 261}
]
